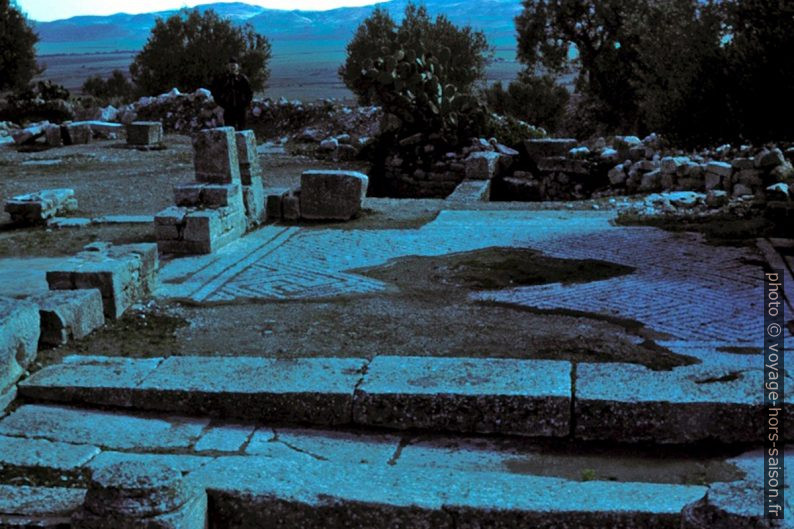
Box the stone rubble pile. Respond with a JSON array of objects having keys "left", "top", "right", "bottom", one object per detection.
[
  {"left": 4, "top": 188, "right": 78, "bottom": 225},
  {"left": 154, "top": 127, "right": 264, "bottom": 255}
]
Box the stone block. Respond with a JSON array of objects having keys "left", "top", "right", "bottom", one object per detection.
[
  {"left": 63, "top": 123, "right": 92, "bottom": 145},
  {"left": 660, "top": 156, "right": 690, "bottom": 174},
  {"left": 73, "top": 460, "right": 208, "bottom": 529},
  {"left": 46, "top": 243, "right": 158, "bottom": 319},
  {"left": 704, "top": 171, "right": 722, "bottom": 191},
  {"left": 192, "top": 127, "right": 241, "bottom": 183},
  {"left": 126, "top": 121, "right": 163, "bottom": 146},
  {"left": 5, "top": 188, "right": 78, "bottom": 225},
  {"left": 0, "top": 485, "right": 86, "bottom": 524},
  {"left": 154, "top": 206, "right": 187, "bottom": 226},
  {"left": 639, "top": 169, "right": 661, "bottom": 191},
  {"left": 11, "top": 122, "right": 49, "bottom": 144},
  {"left": 173, "top": 182, "right": 242, "bottom": 209},
  {"left": 353, "top": 356, "right": 571, "bottom": 437},
  {"left": 265, "top": 188, "right": 289, "bottom": 220},
  {"left": 537, "top": 157, "right": 589, "bottom": 175},
  {"left": 523, "top": 138, "right": 578, "bottom": 161},
  {"left": 0, "top": 435, "right": 100, "bottom": 472},
  {"left": 242, "top": 180, "right": 265, "bottom": 228},
  {"left": 465, "top": 151, "right": 502, "bottom": 180},
  {"left": 0, "top": 297, "right": 40, "bottom": 395},
  {"left": 235, "top": 130, "right": 263, "bottom": 185},
  {"left": 44, "top": 124, "right": 63, "bottom": 147},
  {"left": 300, "top": 171, "right": 368, "bottom": 221},
  {"left": 27, "top": 289, "right": 105, "bottom": 348},
  {"left": 754, "top": 148, "right": 785, "bottom": 169},
  {"left": 705, "top": 161, "right": 733, "bottom": 179},
  {"left": 575, "top": 363, "right": 780, "bottom": 443},
  {"left": 736, "top": 169, "right": 763, "bottom": 187}
]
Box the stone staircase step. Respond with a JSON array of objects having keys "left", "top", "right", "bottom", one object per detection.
[
  {"left": 0, "top": 404, "right": 785, "bottom": 528},
  {"left": 0, "top": 485, "right": 86, "bottom": 528},
  {"left": 17, "top": 355, "right": 789, "bottom": 443}
]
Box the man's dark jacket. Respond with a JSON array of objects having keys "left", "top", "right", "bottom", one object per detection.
[{"left": 210, "top": 72, "right": 253, "bottom": 112}]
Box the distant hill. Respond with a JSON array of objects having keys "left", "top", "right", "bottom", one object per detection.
[
  {"left": 31, "top": 1, "right": 523, "bottom": 100},
  {"left": 33, "top": 0, "right": 521, "bottom": 54}
]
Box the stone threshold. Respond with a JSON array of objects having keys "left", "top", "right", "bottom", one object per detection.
[{"left": 16, "top": 354, "right": 791, "bottom": 444}]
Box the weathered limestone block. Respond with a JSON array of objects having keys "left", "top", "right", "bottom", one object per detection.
[
  {"left": 265, "top": 188, "right": 290, "bottom": 220},
  {"left": 0, "top": 485, "right": 87, "bottom": 527},
  {"left": 282, "top": 192, "right": 301, "bottom": 221},
  {"left": 27, "top": 289, "right": 105, "bottom": 348},
  {"left": 46, "top": 243, "right": 158, "bottom": 319},
  {"left": 705, "top": 161, "right": 733, "bottom": 179},
  {"left": 173, "top": 183, "right": 243, "bottom": 209},
  {"left": 523, "top": 138, "right": 578, "bottom": 161},
  {"left": 300, "top": 170, "right": 368, "bottom": 221},
  {"left": 157, "top": 207, "right": 245, "bottom": 255},
  {"left": 4, "top": 188, "right": 78, "bottom": 225},
  {"left": 234, "top": 130, "right": 263, "bottom": 185},
  {"left": 0, "top": 297, "right": 40, "bottom": 397},
  {"left": 242, "top": 179, "right": 265, "bottom": 228},
  {"left": 73, "top": 460, "right": 207, "bottom": 529},
  {"left": 44, "top": 124, "right": 63, "bottom": 147},
  {"left": 660, "top": 156, "right": 691, "bottom": 175},
  {"left": 12, "top": 122, "right": 49, "bottom": 145},
  {"left": 639, "top": 169, "right": 662, "bottom": 191},
  {"left": 465, "top": 151, "right": 502, "bottom": 180},
  {"left": 704, "top": 172, "right": 722, "bottom": 191},
  {"left": 126, "top": 121, "right": 163, "bottom": 146},
  {"left": 192, "top": 127, "right": 240, "bottom": 184},
  {"left": 63, "top": 123, "right": 92, "bottom": 145}
]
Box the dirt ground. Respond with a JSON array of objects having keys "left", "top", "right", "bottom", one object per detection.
[{"left": 0, "top": 136, "right": 745, "bottom": 372}]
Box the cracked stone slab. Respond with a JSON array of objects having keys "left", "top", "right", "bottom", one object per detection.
[
  {"left": 0, "top": 405, "right": 208, "bottom": 451},
  {"left": 133, "top": 356, "right": 367, "bottom": 425},
  {"left": 87, "top": 451, "right": 211, "bottom": 476},
  {"left": 246, "top": 427, "right": 399, "bottom": 465},
  {"left": 354, "top": 356, "right": 571, "bottom": 436},
  {"left": 576, "top": 363, "right": 793, "bottom": 443},
  {"left": 194, "top": 423, "right": 255, "bottom": 453},
  {"left": 0, "top": 435, "right": 99, "bottom": 472},
  {"left": 0, "top": 297, "right": 40, "bottom": 395},
  {"left": 19, "top": 355, "right": 164, "bottom": 408},
  {"left": 194, "top": 454, "right": 707, "bottom": 529},
  {"left": 0, "top": 485, "right": 86, "bottom": 517}
]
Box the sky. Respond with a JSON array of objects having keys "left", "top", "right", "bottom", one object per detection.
[{"left": 15, "top": 0, "right": 383, "bottom": 22}]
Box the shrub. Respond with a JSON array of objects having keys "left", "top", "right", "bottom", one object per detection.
[
  {"left": 130, "top": 8, "right": 271, "bottom": 96},
  {"left": 483, "top": 71, "right": 569, "bottom": 132},
  {"left": 82, "top": 70, "right": 134, "bottom": 103},
  {"left": 0, "top": 0, "right": 41, "bottom": 92},
  {"left": 340, "top": 3, "right": 492, "bottom": 105}
]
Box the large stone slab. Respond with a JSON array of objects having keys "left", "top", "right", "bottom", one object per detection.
[
  {"left": 192, "top": 127, "right": 240, "bottom": 184},
  {"left": 0, "top": 405, "right": 208, "bottom": 451},
  {"left": 575, "top": 363, "right": 788, "bottom": 443},
  {"left": 156, "top": 206, "right": 246, "bottom": 255},
  {"left": 299, "top": 170, "right": 368, "bottom": 220},
  {"left": 126, "top": 121, "right": 163, "bottom": 146},
  {"left": 196, "top": 454, "right": 706, "bottom": 529},
  {"left": 173, "top": 182, "right": 243, "bottom": 209},
  {"left": 235, "top": 130, "right": 263, "bottom": 185},
  {"left": 465, "top": 151, "right": 502, "bottom": 180},
  {"left": 19, "top": 355, "right": 164, "bottom": 407},
  {"left": 134, "top": 356, "right": 367, "bottom": 425},
  {"left": 0, "top": 297, "right": 40, "bottom": 395},
  {"left": 4, "top": 188, "right": 77, "bottom": 225},
  {"left": 0, "top": 435, "right": 100, "bottom": 472},
  {"left": 27, "top": 289, "right": 104, "bottom": 348},
  {"left": 62, "top": 122, "right": 92, "bottom": 145},
  {"left": 523, "top": 138, "right": 578, "bottom": 161},
  {"left": 0, "top": 485, "right": 86, "bottom": 520},
  {"left": 194, "top": 423, "right": 255, "bottom": 453},
  {"left": 46, "top": 243, "right": 158, "bottom": 319},
  {"left": 353, "top": 357, "right": 571, "bottom": 436}
]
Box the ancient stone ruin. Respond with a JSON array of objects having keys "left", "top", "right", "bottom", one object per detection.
[{"left": 4, "top": 188, "right": 77, "bottom": 225}]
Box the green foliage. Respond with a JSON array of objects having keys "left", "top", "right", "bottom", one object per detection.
[
  {"left": 340, "top": 3, "right": 492, "bottom": 105},
  {"left": 82, "top": 70, "right": 134, "bottom": 103},
  {"left": 0, "top": 0, "right": 41, "bottom": 92},
  {"left": 485, "top": 113, "right": 546, "bottom": 149},
  {"left": 1, "top": 80, "right": 74, "bottom": 123},
  {"left": 358, "top": 44, "right": 488, "bottom": 148},
  {"left": 483, "top": 70, "right": 569, "bottom": 132},
  {"left": 130, "top": 8, "right": 271, "bottom": 96}
]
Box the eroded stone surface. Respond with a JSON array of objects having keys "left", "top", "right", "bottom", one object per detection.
[
  {"left": 0, "top": 405, "right": 208, "bottom": 451},
  {"left": 19, "top": 355, "right": 164, "bottom": 407},
  {"left": 354, "top": 356, "right": 571, "bottom": 436},
  {"left": 194, "top": 424, "right": 254, "bottom": 453},
  {"left": 0, "top": 485, "right": 86, "bottom": 516},
  {"left": 192, "top": 127, "right": 240, "bottom": 184},
  {"left": 126, "top": 121, "right": 163, "bottom": 146},
  {"left": 0, "top": 435, "right": 99, "bottom": 471},
  {"left": 4, "top": 188, "right": 77, "bottom": 225},
  {"left": 575, "top": 363, "right": 789, "bottom": 443},
  {"left": 134, "top": 356, "right": 367, "bottom": 424},
  {"left": 0, "top": 297, "right": 40, "bottom": 395},
  {"left": 300, "top": 170, "right": 368, "bottom": 220},
  {"left": 27, "top": 289, "right": 104, "bottom": 347}
]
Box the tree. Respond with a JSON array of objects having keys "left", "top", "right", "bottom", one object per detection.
[
  {"left": 515, "top": 0, "right": 644, "bottom": 132},
  {"left": 130, "top": 8, "right": 271, "bottom": 96},
  {"left": 722, "top": 0, "right": 794, "bottom": 142},
  {"left": 483, "top": 70, "right": 569, "bottom": 131},
  {"left": 0, "top": 0, "right": 41, "bottom": 92},
  {"left": 340, "top": 3, "right": 492, "bottom": 104},
  {"left": 82, "top": 70, "right": 134, "bottom": 101}
]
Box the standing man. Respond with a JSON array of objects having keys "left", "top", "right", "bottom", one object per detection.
[{"left": 211, "top": 57, "right": 253, "bottom": 130}]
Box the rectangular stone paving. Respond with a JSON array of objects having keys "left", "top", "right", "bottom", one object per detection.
[
  {"left": 0, "top": 405, "right": 208, "bottom": 451},
  {"left": 0, "top": 435, "right": 99, "bottom": 471},
  {"left": 575, "top": 363, "right": 792, "bottom": 443},
  {"left": 135, "top": 356, "right": 367, "bottom": 425},
  {"left": 0, "top": 485, "right": 86, "bottom": 518},
  {"left": 19, "top": 355, "right": 164, "bottom": 407},
  {"left": 353, "top": 356, "right": 571, "bottom": 437}
]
